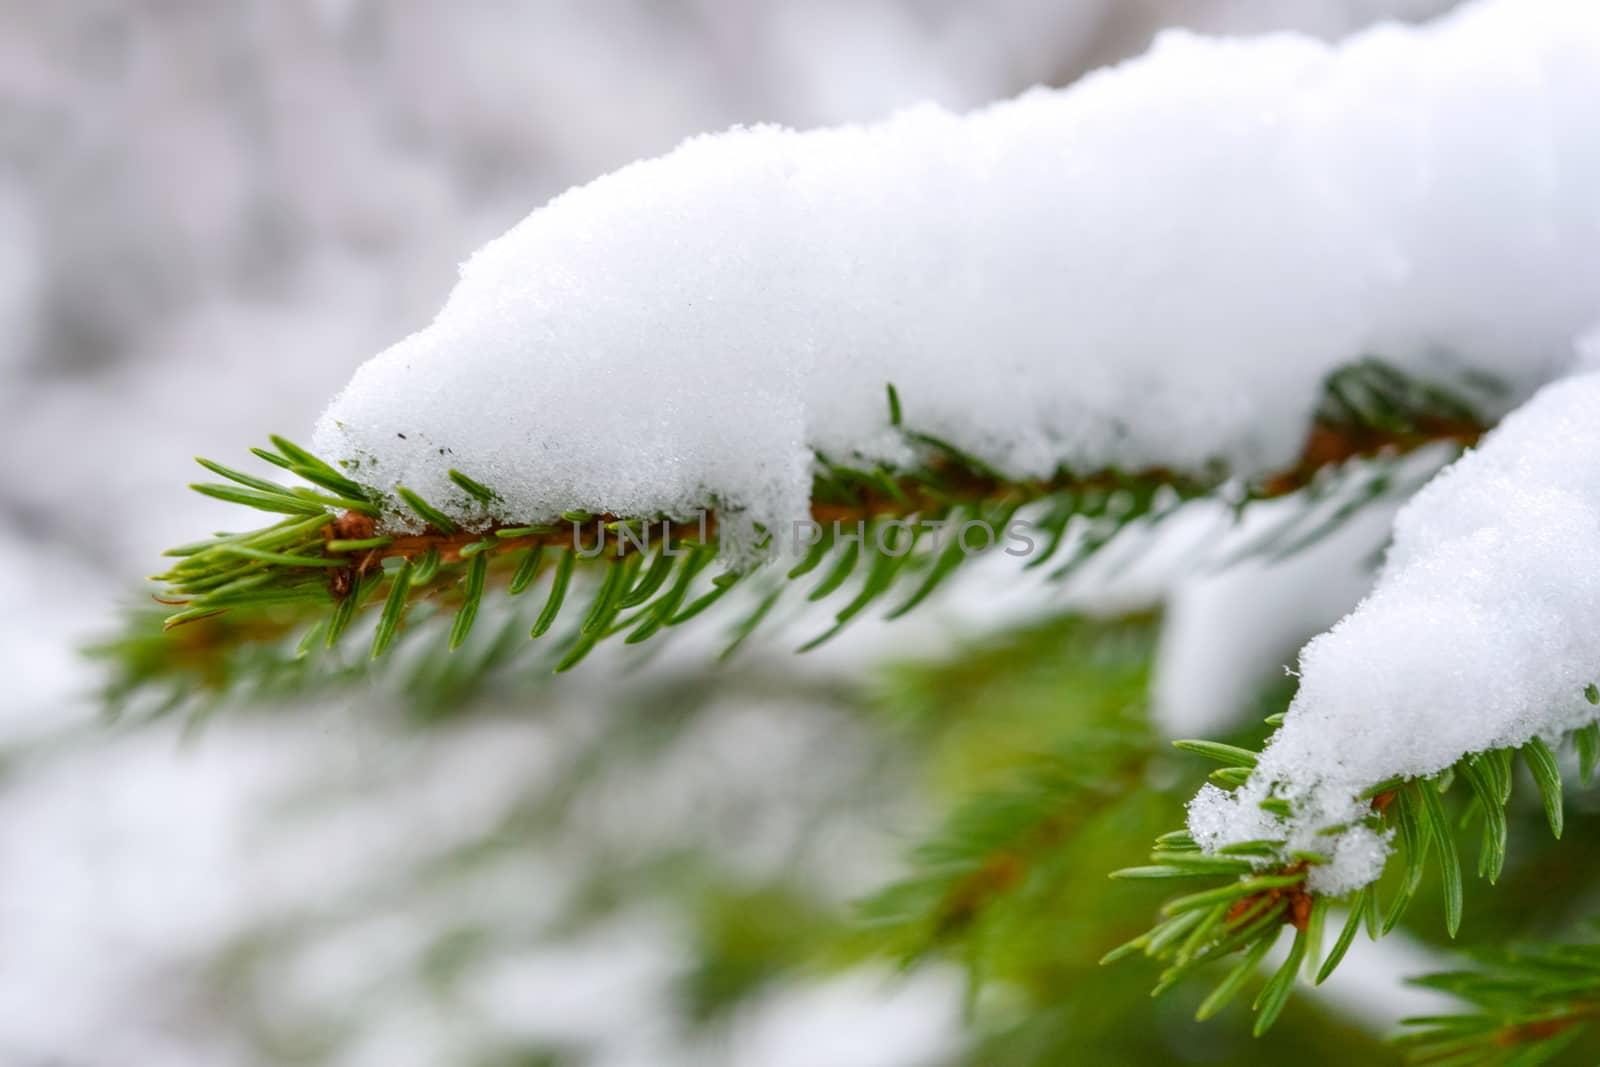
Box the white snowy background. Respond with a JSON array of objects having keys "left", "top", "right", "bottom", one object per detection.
[{"left": 0, "top": 3, "right": 1464, "bottom": 1064}]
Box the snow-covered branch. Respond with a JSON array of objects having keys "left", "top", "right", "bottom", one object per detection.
[
  {"left": 313, "top": 0, "right": 1600, "bottom": 545},
  {"left": 154, "top": 0, "right": 1600, "bottom": 926},
  {"left": 1192, "top": 358, "right": 1600, "bottom": 892}
]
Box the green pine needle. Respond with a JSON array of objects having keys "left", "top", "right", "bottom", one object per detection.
[
  {"left": 449, "top": 551, "right": 489, "bottom": 650},
  {"left": 531, "top": 550, "right": 575, "bottom": 638}
]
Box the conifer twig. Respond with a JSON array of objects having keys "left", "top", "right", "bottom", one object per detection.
[
  {"left": 99, "top": 362, "right": 1487, "bottom": 715},
  {"left": 1106, "top": 712, "right": 1600, "bottom": 1034}
]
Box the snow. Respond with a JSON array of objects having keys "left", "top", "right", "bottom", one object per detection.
[
  {"left": 3, "top": 0, "right": 1519, "bottom": 1061},
  {"left": 303, "top": 0, "right": 1600, "bottom": 895},
  {"left": 1190, "top": 368, "right": 1600, "bottom": 893},
  {"left": 315, "top": 0, "right": 1600, "bottom": 548}
]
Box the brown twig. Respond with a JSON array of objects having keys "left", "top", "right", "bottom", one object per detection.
[{"left": 322, "top": 416, "right": 1483, "bottom": 590}]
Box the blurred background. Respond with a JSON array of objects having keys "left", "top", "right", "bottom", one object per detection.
[{"left": 3, "top": 3, "right": 1552, "bottom": 1065}]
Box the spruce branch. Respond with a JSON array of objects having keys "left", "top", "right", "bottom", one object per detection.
[
  {"left": 1400, "top": 940, "right": 1600, "bottom": 1066},
  {"left": 1106, "top": 711, "right": 1600, "bottom": 1035},
  {"left": 848, "top": 611, "right": 1163, "bottom": 1018},
  {"left": 855, "top": 729, "right": 1150, "bottom": 964},
  {"left": 100, "top": 362, "right": 1486, "bottom": 716}
]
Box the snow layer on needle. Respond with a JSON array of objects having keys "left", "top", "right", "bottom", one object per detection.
[
  {"left": 313, "top": 0, "right": 1600, "bottom": 543},
  {"left": 1191, "top": 367, "right": 1600, "bottom": 894}
]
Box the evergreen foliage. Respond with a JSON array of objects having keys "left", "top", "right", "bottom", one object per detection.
[
  {"left": 101, "top": 360, "right": 1600, "bottom": 1064},
  {"left": 1402, "top": 939, "right": 1600, "bottom": 1066},
  {"left": 1108, "top": 720, "right": 1596, "bottom": 1036},
  {"left": 104, "top": 362, "right": 1484, "bottom": 718}
]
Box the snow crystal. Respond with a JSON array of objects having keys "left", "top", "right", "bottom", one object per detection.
[
  {"left": 313, "top": 0, "right": 1600, "bottom": 543},
  {"left": 1191, "top": 369, "right": 1600, "bottom": 892}
]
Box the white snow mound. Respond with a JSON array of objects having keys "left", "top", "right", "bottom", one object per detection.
[
  {"left": 314, "top": 0, "right": 1600, "bottom": 544},
  {"left": 1191, "top": 370, "right": 1600, "bottom": 893}
]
